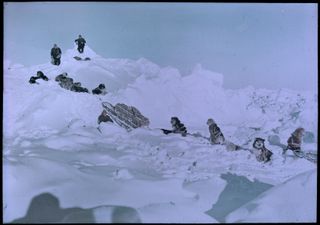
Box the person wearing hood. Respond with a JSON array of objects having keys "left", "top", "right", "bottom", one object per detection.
[
  {"left": 74, "top": 35, "right": 86, "bottom": 53},
  {"left": 51, "top": 44, "right": 62, "bottom": 65}
]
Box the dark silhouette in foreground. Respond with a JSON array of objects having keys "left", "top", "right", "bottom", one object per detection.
[{"left": 11, "top": 192, "right": 141, "bottom": 223}]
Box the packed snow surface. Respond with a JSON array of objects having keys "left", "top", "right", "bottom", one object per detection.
[{"left": 3, "top": 46, "right": 317, "bottom": 223}]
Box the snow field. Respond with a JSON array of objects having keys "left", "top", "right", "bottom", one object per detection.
[{"left": 3, "top": 46, "right": 317, "bottom": 222}]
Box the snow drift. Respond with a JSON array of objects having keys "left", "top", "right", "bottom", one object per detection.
[
  {"left": 4, "top": 46, "right": 317, "bottom": 141},
  {"left": 226, "top": 169, "right": 317, "bottom": 222},
  {"left": 3, "top": 46, "right": 317, "bottom": 223}
]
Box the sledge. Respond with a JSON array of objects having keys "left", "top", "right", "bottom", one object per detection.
[
  {"left": 101, "top": 102, "right": 150, "bottom": 131},
  {"left": 73, "top": 56, "right": 91, "bottom": 61}
]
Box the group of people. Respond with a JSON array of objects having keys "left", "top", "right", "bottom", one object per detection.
[{"left": 50, "top": 35, "right": 87, "bottom": 66}]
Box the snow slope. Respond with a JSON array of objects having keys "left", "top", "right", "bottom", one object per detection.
[
  {"left": 3, "top": 46, "right": 317, "bottom": 223},
  {"left": 226, "top": 169, "right": 317, "bottom": 222}
]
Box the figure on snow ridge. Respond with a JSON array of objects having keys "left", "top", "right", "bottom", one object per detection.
[
  {"left": 75, "top": 35, "right": 86, "bottom": 53},
  {"left": 51, "top": 44, "right": 62, "bottom": 66}
]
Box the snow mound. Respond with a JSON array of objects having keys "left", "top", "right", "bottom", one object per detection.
[
  {"left": 4, "top": 46, "right": 317, "bottom": 145},
  {"left": 63, "top": 45, "right": 101, "bottom": 61},
  {"left": 190, "top": 63, "right": 223, "bottom": 87},
  {"left": 3, "top": 45, "right": 317, "bottom": 223},
  {"left": 225, "top": 169, "right": 317, "bottom": 223}
]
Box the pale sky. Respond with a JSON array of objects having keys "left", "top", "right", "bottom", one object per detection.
[{"left": 3, "top": 2, "right": 318, "bottom": 91}]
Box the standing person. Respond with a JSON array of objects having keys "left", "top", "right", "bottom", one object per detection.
[
  {"left": 75, "top": 35, "right": 86, "bottom": 53},
  {"left": 51, "top": 44, "right": 62, "bottom": 65},
  {"left": 207, "top": 118, "right": 225, "bottom": 144}
]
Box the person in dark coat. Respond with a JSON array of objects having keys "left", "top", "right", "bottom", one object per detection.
[
  {"left": 92, "top": 84, "right": 107, "bottom": 95},
  {"left": 51, "top": 44, "right": 62, "bottom": 65},
  {"left": 97, "top": 110, "right": 113, "bottom": 124},
  {"left": 252, "top": 137, "right": 273, "bottom": 163},
  {"left": 207, "top": 118, "right": 225, "bottom": 144},
  {"left": 283, "top": 127, "right": 305, "bottom": 155},
  {"left": 75, "top": 35, "right": 86, "bottom": 53},
  {"left": 170, "top": 117, "right": 187, "bottom": 137}
]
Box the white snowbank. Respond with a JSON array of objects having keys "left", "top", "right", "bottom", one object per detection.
[
  {"left": 226, "top": 169, "right": 317, "bottom": 222},
  {"left": 3, "top": 46, "right": 317, "bottom": 223}
]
